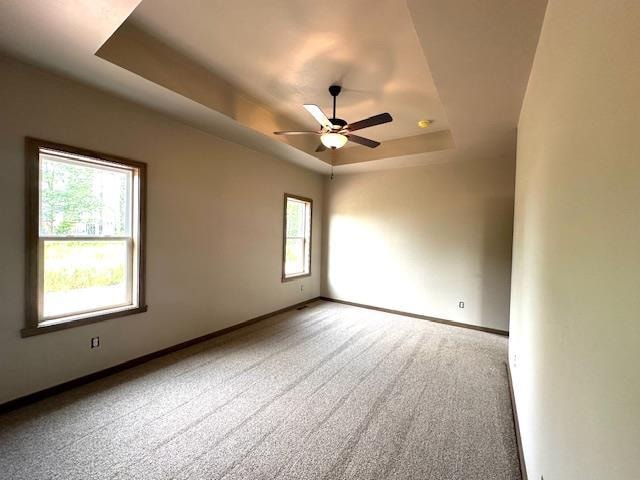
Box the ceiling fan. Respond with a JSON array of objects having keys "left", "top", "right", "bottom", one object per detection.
[{"left": 274, "top": 85, "right": 393, "bottom": 152}]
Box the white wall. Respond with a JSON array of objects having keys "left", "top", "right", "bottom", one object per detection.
[
  {"left": 510, "top": 1, "right": 640, "bottom": 478},
  {"left": 0, "top": 55, "right": 323, "bottom": 404},
  {"left": 322, "top": 155, "right": 515, "bottom": 332}
]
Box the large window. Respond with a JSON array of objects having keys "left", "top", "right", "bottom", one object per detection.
[
  {"left": 24, "top": 138, "right": 147, "bottom": 336},
  {"left": 282, "top": 194, "right": 312, "bottom": 281}
]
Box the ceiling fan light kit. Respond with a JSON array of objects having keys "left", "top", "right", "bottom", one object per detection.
[
  {"left": 320, "top": 132, "right": 348, "bottom": 149},
  {"left": 274, "top": 84, "right": 393, "bottom": 152}
]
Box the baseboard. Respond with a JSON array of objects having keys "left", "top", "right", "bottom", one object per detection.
[
  {"left": 0, "top": 296, "right": 321, "bottom": 414},
  {"left": 506, "top": 362, "right": 528, "bottom": 480},
  {"left": 319, "top": 296, "right": 509, "bottom": 336}
]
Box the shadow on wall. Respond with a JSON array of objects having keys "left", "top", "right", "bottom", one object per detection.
[{"left": 480, "top": 195, "right": 515, "bottom": 330}]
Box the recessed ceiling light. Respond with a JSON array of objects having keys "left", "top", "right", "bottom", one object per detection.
[{"left": 418, "top": 119, "right": 432, "bottom": 128}]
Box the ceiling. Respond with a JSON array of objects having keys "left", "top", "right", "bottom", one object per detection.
[
  {"left": 130, "top": 0, "right": 449, "bottom": 144},
  {"left": 0, "top": 0, "right": 548, "bottom": 174}
]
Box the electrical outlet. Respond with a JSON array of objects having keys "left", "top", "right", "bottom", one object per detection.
[
  {"left": 91, "top": 337, "right": 100, "bottom": 348},
  {"left": 458, "top": 301, "right": 464, "bottom": 308}
]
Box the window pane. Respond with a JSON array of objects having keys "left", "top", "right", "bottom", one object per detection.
[
  {"left": 285, "top": 238, "right": 305, "bottom": 275},
  {"left": 43, "top": 240, "right": 130, "bottom": 319},
  {"left": 286, "top": 199, "right": 306, "bottom": 237},
  {"left": 40, "top": 154, "right": 132, "bottom": 237}
]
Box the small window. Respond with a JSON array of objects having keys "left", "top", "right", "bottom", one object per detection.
[
  {"left": 24, "top": 138, "right": 147, "bottom": 336},
  {"left": 282, "top": 194, "right": 312, "bottom": 281}
]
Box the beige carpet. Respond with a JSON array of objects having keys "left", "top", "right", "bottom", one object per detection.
[{"left": 0, "top": 300, "right": 520, "bottom": 479}]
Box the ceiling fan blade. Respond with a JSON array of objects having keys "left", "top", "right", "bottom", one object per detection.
[
  {"left": 304, "top": 104, "right": 334, "bottom": 130},
  {"left": 274, "top": 130, "right": 320, "bottom": 135},
  {"left": 315, "top": 143, "right": 328, "bottom": 152},
  {"left": 347, "top": 134, "right": 381, "bottom": 148},
  {"left": 346, "top": 112, "right": 393, "bottom": 132}
]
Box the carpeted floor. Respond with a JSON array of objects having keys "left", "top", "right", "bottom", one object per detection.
[{"left": 0, "top": 300, "right": 520, "bottom": 480}]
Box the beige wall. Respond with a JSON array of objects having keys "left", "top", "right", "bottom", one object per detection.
[
  {"left": 510, "top": 1, "right": 640, "bottom": 478},
  {"left": 0, "top": 55, "right": 323, "bottom": 404},
  {"left": 322, "top": 155, "right": 515, "bottom": 332}
]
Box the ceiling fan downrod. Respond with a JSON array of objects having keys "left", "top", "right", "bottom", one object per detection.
[{"left": 329, "top": 84, "right": 341, "bottom": 121}]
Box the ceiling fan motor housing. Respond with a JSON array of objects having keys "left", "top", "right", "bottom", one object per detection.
[{"left": 330, "top": 118, "right": 347, "bottom": 130}]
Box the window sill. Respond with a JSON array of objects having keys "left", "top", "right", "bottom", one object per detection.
[
  {"left": 282, "top": 273, "right": 311, "bottom": 283},
  {"left": 21, "top": 305, "right": 148, "bottom": 338}
]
